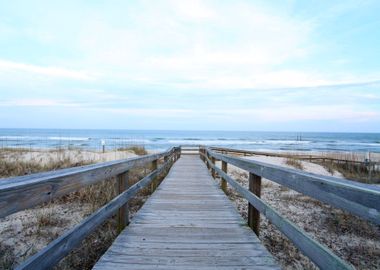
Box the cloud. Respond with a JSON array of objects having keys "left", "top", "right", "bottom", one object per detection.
[
  {"left": 0, "top": 98, "right": 79, "bottom": 107},
  {"left": 238, "top": 106, "right": 379, "bottom": 122},
  {"left": 1, "top": 1, "right": 380, "bottom": 131},
  {"left": 168, "top": 0, "right": 216, "bottom": 20},
  {"left": 2, "top": 1, "right": 378, "bottom": 90},
  {"left": 65, "top": 1, "right": 317, "bottom": 89},
  {"left": 0, "top": 59, "right": 94, "bottom": 80}
]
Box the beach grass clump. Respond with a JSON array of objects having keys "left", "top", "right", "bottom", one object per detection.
[
  {"left": 36, "top": 209, "right": 65, "bottom": 229},
  {"left": 0, "top": 156, "right": 93, "bottom": 178},
  {"left": 285, "top": 158, "right": 304, "bottom": 170},
  {"left": 311, "top": 151, "right": 380, "bottom": 183},
  {"left": 117, "top": 145, "right": 148, "bottom": 156},
  {"left": 318, "top": 160, "right": 380, "bottom": 184}
]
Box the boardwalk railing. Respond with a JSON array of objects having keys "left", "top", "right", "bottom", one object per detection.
[
  {"left": 0, "top": 147, "right": 181, "bottom": 269},
  {"left": 200, "top": 147, "right": 380, "bottom": 270},
  {"left": 211, "top": 146, "right": 380, "bottom": 166}
]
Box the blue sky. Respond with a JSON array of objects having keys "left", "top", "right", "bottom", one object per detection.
[{"left": 0, "top": 0, "right": 379, "bottom": 132}]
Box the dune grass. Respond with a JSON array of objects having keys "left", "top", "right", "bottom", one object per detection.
[
  {"left": 322, "top": 161, "right": 380, "bottom": 183},
  {"left": 0, "top": 149, "right": 160, "bottom": 269},
  {"left": 117, "top": 145, "right": 148, "bottom": 156},
  {"left": 227, "top": 167, "right": 380, "bottom": 270},
  {"left": 285, "top": 158, "right": 304, "bottom": 170}
]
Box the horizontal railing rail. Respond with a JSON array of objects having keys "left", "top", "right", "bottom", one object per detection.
[
  {"left": 0, "top": 147, "right": 180, "bottom": 218},
  {"left": 0, "top": 147, "right": 181, "bottom": 269},
  {"left": 210, "top": 146, "right": 380, "bottom": 166},
  {"left": 200, "top": 147, "right": 380, "bottom": 269},
  {"left": 206, "top": 148, "right": 380, "bottom": 224}
]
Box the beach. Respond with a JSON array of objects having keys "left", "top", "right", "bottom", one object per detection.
[
  {"left": 222, "top": 154, "right": 380, "bottom": 269},
  {"left": 1, "top": 146, "right": 379, "bottom": 269},
  {"left": 0, "top": 147, "right": 152, "bottom": 268}
]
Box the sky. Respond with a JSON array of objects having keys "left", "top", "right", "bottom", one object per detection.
[{"left": 0, "top": 0, "right": 379, "bottom": 132}]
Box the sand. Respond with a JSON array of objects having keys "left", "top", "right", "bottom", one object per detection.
[
  {"left": 1, "top": 149, "right": 379, "bottom": 269},
  {"left": 0, "top": 148, "right": 140, "bottom": 165},
  {"left": 222, "top": 155, "right": 380, "bottom": 269},
  {"left": 0, "top": 148, "right": 152, "bottom": 268},
  {"left": 244, "top": 155, "right": 344, "bottom": 177}
]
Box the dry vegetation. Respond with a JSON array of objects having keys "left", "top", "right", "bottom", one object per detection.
[
  {"left": 285, "top": 157, "right": 304, "bottom": 170},
  {"left": 1, "top": 147, "right": 379, "bottom": 269},
  {"left": 310, "top": 151, "right": 380, "bottom": 184},
  {"left": 0, "top": 146, "right": 158, "bottom": 269},
  {"left": 318, "top": 160, "right": 380, "bottom": 184},
  {"left": 117, "top": 146, "right": 148, "bottom": 156},
  {"left": 221, "top": 160, "right": 380, "bottom": 270}
]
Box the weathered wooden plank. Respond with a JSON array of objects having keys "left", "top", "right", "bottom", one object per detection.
[
  {"left": 104, "top": 247, "right": 270, "bottom": 257},
  {"left": 97, "top": 255, "right": 277, "bottom": 266},
  {"left": 15, "top": 155, "right": 177, "bottom": 270},
  {"left": 206, "top": 149, "right": 380, "bottom": 225},
  {"left": 93, "top": 264, "right": 278, "bottom": 270},
  {"left": 0, "top": 148, "right": 178, "bottom": 218},
  {"left": 93, "top": 155, "right": 279, "bottom": 270},
  {"left": 203, "top": 153, "right": 354, "bottom": 270}
]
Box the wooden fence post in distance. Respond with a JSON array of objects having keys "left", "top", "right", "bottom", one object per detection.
[{"left": 248, "top": 172, "right": 261, "bottom": 236}]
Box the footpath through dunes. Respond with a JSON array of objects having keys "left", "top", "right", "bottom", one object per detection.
[{"left": 93, "top": 155, "right": 280, "bottom": 270}]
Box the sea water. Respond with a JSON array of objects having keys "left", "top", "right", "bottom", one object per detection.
[{"left": 0, "top": 128, "right": 379, "bottom": 153}]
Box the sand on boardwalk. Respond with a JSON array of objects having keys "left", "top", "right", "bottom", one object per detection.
[{"left": 221, "top": 155, "right": 380, "bottom": 269}]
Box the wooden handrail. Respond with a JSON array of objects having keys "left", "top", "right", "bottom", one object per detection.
[
  {"left": 205, "top": 148, "right": 380, "bottom": 224},
  {"left": 0, "top": 147, "right": 179, "bottom": 218},
  {"left": 16, "top": 152, "right": 179, "bottom": 270},
  {"left": 200, "top": 147, "right": 380, "bottom": 269},
  {"left": 210, "top": 146, "right": 380, "bottom": 165}
]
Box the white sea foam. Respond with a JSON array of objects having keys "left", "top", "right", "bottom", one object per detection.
[{"left": 48, "top": 137, "right": 90, "bottom": 141}]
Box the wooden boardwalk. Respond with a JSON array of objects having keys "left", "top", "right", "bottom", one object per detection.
[{"left": 93, "top": 155, "right": 280, "bottom": 269}]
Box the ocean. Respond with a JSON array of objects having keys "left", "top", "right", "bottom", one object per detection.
[{"left": 0, "top": 128, "right": 379, "bottom": 153}]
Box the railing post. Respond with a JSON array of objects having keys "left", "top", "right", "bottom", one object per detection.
[
  {"left": 248, "top": 172, "right": 261, "bottom": 236},
  {"left": 151, "top": 159, "right": 158, "bottom": 193},
  {"left": 117, "top": 171, "right": 129, "bottom": 233},
  {"left": 211, "top": 157, "right": 216, "bottom": 178},
  {"left": 206, "top": 152, "right": 210, "bottom": 169},
  {"left": 221, "top": 161, "right": 227, "bottom": 193}
]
